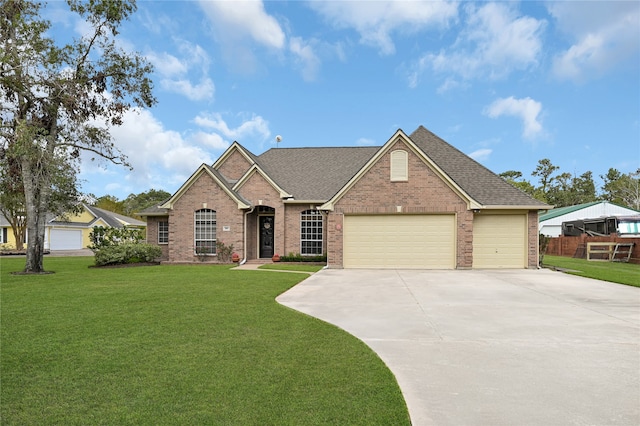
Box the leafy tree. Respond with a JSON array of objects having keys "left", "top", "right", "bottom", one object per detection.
[
  {"left": 94, "top": 194, "right": 126, "bottom": 214},
  {"left": 531, "top": 158, "right": 559, "bottom": 203},
  {"left": 600, "top": 168, "right": 640, "bottom": 210},
  {"left": 122, "top": 188, "right": 171, "bottom": 218},
  {"left": 571, "top": 171, "right": 596, "bottom": 205},
  {"left": 0, "top": 155, "right": 26, "bottom": 249},
  {"left": 499, "top": 170, "right": 535, "bottom": 196},
  {"left": 600, "top": 168, "right": 624, "bottom": 204},
  {"left": 0, "top": 0, "right": 155, "bottom": 273}
]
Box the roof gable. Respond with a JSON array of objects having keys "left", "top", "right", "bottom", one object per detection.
[
  {"left": 212, "top": 141, "right": 258, "bottom": 171},
  {"left": 234, "top": 164, "right": 292, "bottom": 199},
  {"left": 160, "top": 164, "right": 250, "bottom": 210},
  {"left": 409, "top": 126, "right": 550, "bottom": 209},
  {"left": 321, "top": 129, "right": 479, "bottom": 210}
]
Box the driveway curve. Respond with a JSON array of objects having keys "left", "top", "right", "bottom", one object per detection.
[{"left": 277, "top": 269, "right": 640, "bottom": 426}]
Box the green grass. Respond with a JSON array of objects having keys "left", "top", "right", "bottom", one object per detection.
[
  {"left": 1, "top": 257, "right": 409, "bottom": 425},
  {"left": 258, "top": 263, "right": 324, "bottom": 273},
  {"left": 542, "top": 255, "right": 640, "bottom": 287}
]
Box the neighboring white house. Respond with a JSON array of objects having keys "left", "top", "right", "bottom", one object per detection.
[
  {"left": 1, "top": 204, "right": 146, "bottom": 250},
  {"left": 539, "top": 201, "right": 640, "bottom": 237}
]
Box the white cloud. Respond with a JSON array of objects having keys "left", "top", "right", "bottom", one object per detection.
[
  {"left": 147, "top": 41, "right": 215, "bottom": 101},
  {"left": 161, "top": 78, "right": 215, "bottom": 101},
  {"left": 199, "top": 0, "right": 285, "bottom": 50},
  {"left": 198, "top": 0, "right": 285, "bottom": 74},
  {"left": 408, "top": 2, "right": 544, "bottom": 88},
  {"left": 308, "top": 0, "right": 457, "bottom": 55},
  {"left": 469, "top": 148, "right": 492, "bottom": 162},
  {"left": 80, "top": 108, "right": 226, "bottom": 196},
  {"left": 549, "top": 1, "right": 640, "bottom": 81},
  {"left": 147, "top": 51, "right": 188, "bottom": 77},
  {"left": 484, "top": 96, "right": 543, "bottom": 139},
  {"left": 289, "top": 37, "right": 321, "bottom": 82},
  {"left": 193, "top": 113, "right": 271, "bottom": 143}
]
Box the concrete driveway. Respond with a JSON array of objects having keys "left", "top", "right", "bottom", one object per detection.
[{"left": 277, "top": 269, "right": 640, "bottom": 426}]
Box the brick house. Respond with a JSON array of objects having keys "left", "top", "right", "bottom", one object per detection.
[{"left": 139, "top": 126, "right": 550, "bottom": 268}]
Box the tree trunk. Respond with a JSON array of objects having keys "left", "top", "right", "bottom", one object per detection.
[{"left": 21, "top": 157, "right": 49, "bottom": 273}]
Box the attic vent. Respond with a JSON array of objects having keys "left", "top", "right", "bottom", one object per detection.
[{"left": 390, "top": 150, "right": 408, "bottom": 182}]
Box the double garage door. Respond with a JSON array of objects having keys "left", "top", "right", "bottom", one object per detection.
[
  {"left": 344, "top": 214, "right": 456, "bottom": 269},
  {"left": 343, "top": 214, "right": 527, "bottom": 269}
]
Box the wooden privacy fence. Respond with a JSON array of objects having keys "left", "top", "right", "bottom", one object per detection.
[{"left": 546, "top": 235, "right": 640, "bottom": 264}]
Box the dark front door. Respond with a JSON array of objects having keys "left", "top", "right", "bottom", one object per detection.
[{"left": 259, "top": 216, "right": 274, "bottom": 258}]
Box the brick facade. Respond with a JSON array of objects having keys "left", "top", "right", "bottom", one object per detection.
[
  {"left": 217, "top": 150, "right": 252, "bottom": 181},
  {"left": 145, "top": 216, "right": 169, "bottom": 260},
  {"left": 145, "top": 138, "right": 542, "bottom": 268},
  {"left": 330, "top": 139, "right": 473, "bottom": 268},
  {"left": 166, "top": 172, "right": 244, "bottom": 263}
]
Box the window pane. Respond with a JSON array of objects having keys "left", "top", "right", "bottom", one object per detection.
[
  {"left": 300, "top": 210, "right": 323, "bottom": 255},
  {"left": 194, "top": 209, "right": 217, "bottom": 254}
]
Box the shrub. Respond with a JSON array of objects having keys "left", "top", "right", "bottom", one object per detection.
[
  {"left": 216, "top": 241, "right": 234, "bottom": 263},
  {"left": 94, "top": 243, "right": 162, "bottom": 266},
  {"left": 89, "top": 226, "right": 145, "bottom": 252},
  {"left": 280, "top": 253, "right": 327, "bottom": 263}
]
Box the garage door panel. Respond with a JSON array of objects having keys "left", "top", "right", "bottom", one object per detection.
[
  {"left": 473, "top": 215, "right": 526, "bottom": 268},
  {"left": 344, "top": 215, "right": 455, "bottom": 269},
  {"left": 50, "top": 229, "right": 83, "bottom": 250}
]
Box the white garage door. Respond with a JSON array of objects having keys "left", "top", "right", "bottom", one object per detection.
[
  {"left": 473, "top": 214, "right": 526, "bottom": 268},
  {"left": 344, "top": 214, "right": 455, "bottom": 269},
  {"left": 50, "top": 229, "right": 83, "bottom": 250}
]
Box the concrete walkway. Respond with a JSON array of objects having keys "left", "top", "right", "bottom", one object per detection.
[{"left": 277, "top": 268, "right": 640, "bottom": 426}]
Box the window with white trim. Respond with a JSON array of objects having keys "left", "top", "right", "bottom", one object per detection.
[
  {"left": 390, "top": 149, "right": 408, "bottom": 181},
  {"left": 301, "top": 210, "right": 323, "bottom": 255},
  {"left": 158, "top": 221, "right": 169, "bottom": 244},
  {"left": 194, "top": 209, "right": 216, "bottom": 254}
]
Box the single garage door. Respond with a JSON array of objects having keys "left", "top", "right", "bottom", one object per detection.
[
  {"left": 50, "top": 229, "right": 83, "bottom": 250},
  {"left": 473, "top": 214, "right": 526, "bottom": 268},
  {"left": 343, "top": 214, "right": 455, "bottom": 269}
]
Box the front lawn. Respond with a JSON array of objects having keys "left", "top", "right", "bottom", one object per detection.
[
  {"left": 1, "top": 257, "right": 410, "bottom": 425},
  {"left": 542, "top": 255, "right": 640, "bottom": 287},
  {"left": 258, "top": 263, "right": 324, "bottom": 273}
]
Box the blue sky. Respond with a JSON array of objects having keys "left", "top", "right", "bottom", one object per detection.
[{"left": 47, "top": 1, "right": 639, "bottom": 200}]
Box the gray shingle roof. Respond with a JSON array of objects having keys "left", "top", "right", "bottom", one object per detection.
[
  {"left": 257, "top": 147, "right": 379, "bottom": 200},
  {"left": 409, "top": 126, "right": 549, "bottom": 207}
]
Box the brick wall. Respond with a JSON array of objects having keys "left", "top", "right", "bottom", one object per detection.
[
  {"left": 217, "top": 149, "right": 252, "bottom": 181},
  {"left": 145, "top": 216, "right": 169, "bottom": 260},
  {"left": 283, "top": 204, "right": 327, "bottom": 257},
  {"left": 528, "top": 211, "right": 540, "bottom": 268},
  {"left": 546, "top": 235, "right": 640, "bottom": 264},
  {"left": 330, "top": 139, "right": 472, "bottom": 268},
  {"left": 236, "top": 171, "right": 285, "bottom": 258},
  {"left": 167, "top": 172, "right": 244, "bottom": 263}
]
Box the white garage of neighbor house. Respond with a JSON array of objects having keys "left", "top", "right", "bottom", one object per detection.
[
  {"left": 0, "top": 203, "right": 146, "bottom": 251},
  {"left": 539, "top": 201, "right": 640, "bottom": 237},
  {"left": 45, "top": 204, "right": 146, "bottom": 250}
]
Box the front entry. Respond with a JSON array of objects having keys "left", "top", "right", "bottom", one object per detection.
[{"left": 259, "top": 215, "right": 274, "bottom": 258}]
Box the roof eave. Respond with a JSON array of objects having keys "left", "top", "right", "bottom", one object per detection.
[
  {"left": 283, "top": 199, "right": 327, "bottom": 205},
  {"left": 478, "top": 204, "right": 553, "bottom": 211}
]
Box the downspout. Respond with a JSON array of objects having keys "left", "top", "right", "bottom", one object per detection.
[
  {"left": 240, "top": 206, "right": 255, "bottom": 265},
  {"left": 320, "top": 209, "right": 329, "bottom": 270}
]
